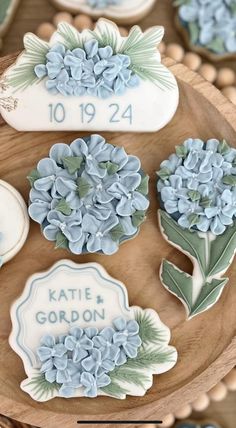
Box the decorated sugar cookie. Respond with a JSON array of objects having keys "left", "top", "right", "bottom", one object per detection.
[
  {"left": 0, "top": 19, "right": 179, "bottom": 132},
  {"left": 28, "top": 134, "right": 149, "bottom": 255},
  {"left": 51, "top": 0, "right": 156, "bottom": 25},
  {"left": 0, "top": 0, "right": 20, "bottom": 48},
  {"left": 157, "top": 138, "right": 236, "bottom": 319},
  {"left": 0, "top": 180, "right": 29, "bottom": 266},
  {"left": 9, "top": 260, "right": 177, "bottom": 401}
]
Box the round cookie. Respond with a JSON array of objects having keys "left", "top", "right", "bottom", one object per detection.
[{"left": 0, "top": 180, "right": 29, "bottom": 265}]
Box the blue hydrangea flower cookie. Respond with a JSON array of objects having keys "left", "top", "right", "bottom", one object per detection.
[
  {"left": 51, "top": 0, "right": 156, "bottom": 25},
  {"left": 9, "top": 260, "right": 178, "bottom": 401},
  {"left": 175, "top": 0, "right": 236, "bottom": 59},
  {"left": 157, "top": 138, "right": 236, "bottom": 319},
  {"left": 28, "top": 134, "right": 149, "bottom": 255},
  {"left": 0, "top": 19, "right": 179, "bottom": 132}
]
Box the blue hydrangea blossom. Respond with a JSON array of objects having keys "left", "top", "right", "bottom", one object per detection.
[
  {"left": 36, "top": 317, "right": 142, "bottom": 398},
  {"left": 157, "top": 138, "right": 236, "bottom": 235},
  {"left": 28, "top": 135, "right": 149, "bottom": 255},
  {"left": 34, "top": 38, "right": 139, "bottom": 99},
  {"left": 178, "top": 0, "right": 236, "bottom": 54}
]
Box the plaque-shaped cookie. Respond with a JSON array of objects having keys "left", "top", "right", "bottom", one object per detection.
[
  {"left": 0, "top": 19, "right": 179, "bottom": 132},
  {"left": 10, "top": 260, "right": 177, "bottom": 401}
]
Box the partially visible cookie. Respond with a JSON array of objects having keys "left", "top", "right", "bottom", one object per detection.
[
  {"left": 0, "top": 0, "right": 20, "bottom": 48},
  {"left": 50, "top": 0, "right": 156, "bottom": 25}
]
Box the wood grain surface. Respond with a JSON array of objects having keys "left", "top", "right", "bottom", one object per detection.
[{"left": 0, "top": 49, "right": 236, "bottom": 428}]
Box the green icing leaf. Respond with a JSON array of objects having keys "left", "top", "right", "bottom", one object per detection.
[
  {"left": 175, "top": 144, "right": 187, "bottom": 158},
  {"left": 207, "top": 222, "right": 236, "bottom": 277},
  {"left": 62, "top": 156, "right": 83, "bottom": 174},
  {"left": 77, "top": 177, "right": 92, "bottom": 198},
  {"left": 188, "top": 21, "right": 200, "bottom": 44},
  {"left": 132, "top": 210, "right": 146, "bottom": 228},
  {"left": 189, "top": 278, "right": 228, "bottom": 318},
  {"left": 55, "top": 232, "right": 68, "bottom": 250},
  {"left": 124, "top": 347, "right": 176, "bottom": 370},
  {"left": 0, "top": 0, "right": 11, "bottom": 24},
  {"left": 99, "top": 161, "right": 119, "bottom": 175},
  {"left": 56, "top": 198, "right": 72, "bottom": 216},
  {"left": 222, "top": 175, "right": 236, "bottom": 186},
  {"left": 27, "top": 169, "right": 41, "bottom": 187},
  {"left": 110, "top": 223, "right": 124, "bottom": 242},
  {"left": 157, "top": 167, "right": 171, "bottom": 180},
  {"left": 101, "top": 381, "right": 126, "bottom": 398},
  {"left": 200, "top": 196, "right": 212, "bottom": 208},
  {"left": 161, "top": 259, "right": 193, "bottom": 314},
  {"left": 188, "top": 190, "right": 201, "bottom": 202},
  {"left": 109, "top": 367, "right": 149, "bottom": 389},
  {"left": 159, "top": 210, "right": 206, "bottom": 277},
  {"left": 218, "top": 139, "right": 231, "bottom": 155},
  {"left": 188, "top": 213, "right": 200, "bottom": 227},
  {"left": 207, "top": 37, "right": 225, "bottom": 54},
  {"left": 136, "top": 175, "right": 149, "bottom": 195},
  {"left": 135, "top": 310, "right": 166, "bottom": 345},
  {"left": 24, "top": 374, "right": 60, "bottom": 401}
]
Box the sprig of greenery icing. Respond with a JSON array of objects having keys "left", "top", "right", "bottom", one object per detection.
[{"left": 6, "top": 20, "right": 177, "bottom": 93}]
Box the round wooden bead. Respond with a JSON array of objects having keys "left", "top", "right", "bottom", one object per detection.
[
  {"left": 223, "top": 368, "right": 236, "bottom": 391},
  {"left": 183, "top": 52, "right": 202, "bottom": 71},
  {"left": 161, "top": 414, "right": 175, "bottom": 428},
  {"left": 192, "top": 393, "right": 210, "bottom": 411},
  {"left": 166, "top": 43, "right": 185, "bottom": 62},
  {"left": 36, "top": 22, "right": 55, "bottom": 41},
  {"left": 216, "top": 68, "right": 235, "bottom": 88},
  {"left": 119, "top": 27, "right": 129, "bottom": 37},
  {"left": 73, "top": 14, "right": 93, "bottom": 31},
  {"left": 53, "top": 12, "right": 73, "bottom": 27},
  {"left": 199, "top": 63, "right": 217, "bottom": 83},
  {"left": 158, "top": 41, "right": 166, "bottom": 55},
  {"left": 174, "top": 404, "right": 192, "bottom": 419},
  {"left": 208, "top": 381, "right": 228, "bottom": 401},
  {"left": 222, "top": 86, "right": 236, "bottom": 105}
]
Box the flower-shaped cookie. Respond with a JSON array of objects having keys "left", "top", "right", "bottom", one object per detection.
[{"left": 28, "top": 134, "right": 149, "bottom": 255}]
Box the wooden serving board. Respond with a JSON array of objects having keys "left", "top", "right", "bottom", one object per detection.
[{"left": 0, "top": 54, "right": 236, "bottom": 428}]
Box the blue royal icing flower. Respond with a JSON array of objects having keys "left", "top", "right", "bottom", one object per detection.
[
  {"left": 36, "top": 317, "right": 142, "bottom": 398},
  {"left": 28, "top": 135, "right": 149, "bottom": 255},
  {"left": 87, "top": 0, "right": 122, "bottom": 9},
  {"left": 34, "top": 38, "right": 139, "bottom": 99},
  {"left": 177, "top": 0, "right": 236, "bottom": 54},
  {"left": 157, "top": 138, "right": 236, "bottom": 235}
]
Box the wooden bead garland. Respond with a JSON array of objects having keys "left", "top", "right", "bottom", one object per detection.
[
  {"left": 36, "top": 11, "right": 128, "bottom": 44},
  {"left": 142, "top": 368, "right": 236, "bottom": 428},
  {"left": 161, "top": 42, "right": 236, "bottom": 106}
]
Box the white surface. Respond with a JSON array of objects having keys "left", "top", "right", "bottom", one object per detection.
[{"left": 0, "top": 180, "right": 29, "bottom": 264}]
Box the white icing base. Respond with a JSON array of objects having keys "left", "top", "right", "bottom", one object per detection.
[
  {"left": 51, "top": 0, "right": 156, "bottom": 24},
  {"left": 0, "top": 79, "right": 179, "bottom": 132},
  {"left": 0, "top": 180, "right": 29, "bottom": 264}
]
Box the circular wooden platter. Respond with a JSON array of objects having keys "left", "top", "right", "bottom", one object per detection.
[{"left": 0, "top": 55, "right": 236, "bottom": 428}]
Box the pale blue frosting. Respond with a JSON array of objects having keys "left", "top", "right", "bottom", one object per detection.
[
  {"left": 36, "top": 317, "right": 141, "bottom": 398},
  {"left": 179, "top": 0, "right": 236, "bottom": 54},
  {"left": 34, "top": 39, "right": 139, "bottom": 99},
  {"left": 178, "top": 0, "right": 236, "bottom": 54},
  {"left": 28, "top": 134, "right": 149, "bottom": 255},
  {"left": 87, "top": 0, "right": 122, "bottom": 8},
  {"left": 157, "top": 138, "right": 236, "bottom": 235}
]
